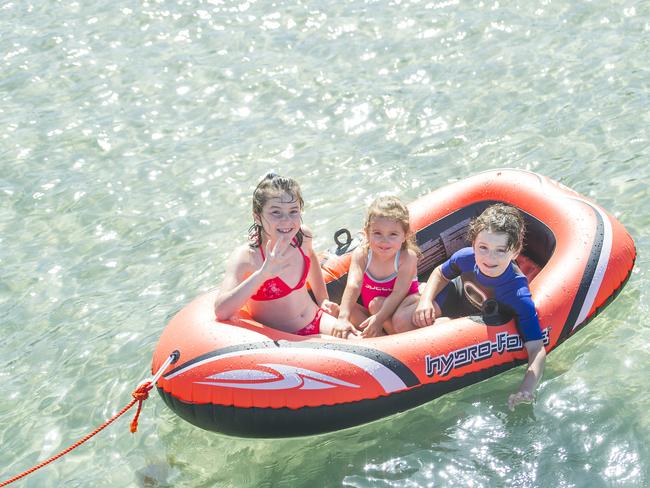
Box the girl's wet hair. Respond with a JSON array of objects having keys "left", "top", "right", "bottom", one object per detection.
[
  {"left": 249, "top": 172, "right": 307, "bottom": 248},
  {"left": 467, "top": 203, "right": 525, "bottom": 251},
  {"left": 363, "top": 195, "right": 420, "bottom": 256}
]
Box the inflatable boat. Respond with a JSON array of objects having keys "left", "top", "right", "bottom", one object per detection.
[{"left": 152, "top": 169, "right": 636, "bottom": 437}]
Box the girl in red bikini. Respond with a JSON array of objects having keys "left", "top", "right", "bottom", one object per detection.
[
  {"left": 336, "top": 196, "right": 423, "bottom": 337},
  {"left": 214, "top": 173, "right": 359, "bottom": 339}
]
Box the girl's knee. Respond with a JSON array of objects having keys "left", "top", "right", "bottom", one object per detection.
[{"left": 368, "top": 296, "right": 385, "bottom": 315}]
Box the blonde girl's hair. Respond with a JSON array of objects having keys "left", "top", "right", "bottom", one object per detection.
[
  {"left": 467, "top": 203, "right": 525, "bottom": 252},
  {"left": 363, "top": 195, "right": 421, "bottom": 256},
  {"left": 248, "top": 172, "right": 308, "bottom": 248}
]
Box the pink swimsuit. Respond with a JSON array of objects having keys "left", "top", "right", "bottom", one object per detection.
[{"left": 360, "top": 249, "right": 420, "bottom": 309}]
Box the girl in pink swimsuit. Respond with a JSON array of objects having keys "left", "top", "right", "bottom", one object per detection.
[
  {"left": 214, "top": 173, "right": 359, "bottom": 339},
  {"left": 337, "top": 196, "right": 423, "bottom": 337}
]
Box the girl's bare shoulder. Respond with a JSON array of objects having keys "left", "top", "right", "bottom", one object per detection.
[
  {"left": 350, "top": 245, "right": 369, "bottom": 267},
  {"left": 228, "top": 243, "right": 260, "bottom": 272},
  {"left": 400, "top": 248, "right": 419, "bottom": 268},
  {"left": 299, "top": 224, "right": 314, "bottom": 252}
]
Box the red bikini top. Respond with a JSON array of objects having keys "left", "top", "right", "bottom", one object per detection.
[{"left": 250, "top": 241, "right": 310, "bottom": 301}]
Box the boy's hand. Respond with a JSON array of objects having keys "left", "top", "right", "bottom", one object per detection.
[
  {"left": 412, "top": 299, "right": 436, "bottom": 328},
  {"left": 507, "top": 390, "right": 534, "bottom": 411}
]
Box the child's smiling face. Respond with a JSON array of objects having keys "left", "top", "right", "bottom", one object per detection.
[
  {"left": 473, "top": 230, "right": 520, "bottom": 277},
  {"left": 367, "top": 216, "right": 406, "bottom": 258},
  {"left": 257, "top": 192, "right": 302, "bottom": 243}
]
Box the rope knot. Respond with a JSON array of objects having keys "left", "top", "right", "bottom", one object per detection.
[
  {"left": 132, "top": 382, "right": 152, "bottom": 401},
  {"left": 129, "top": 381, "right": 153, "bottom": 433}
]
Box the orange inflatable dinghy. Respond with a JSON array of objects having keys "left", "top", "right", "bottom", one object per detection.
[{"left": 152, "top": 169, "right": 636, "bottom": 437}]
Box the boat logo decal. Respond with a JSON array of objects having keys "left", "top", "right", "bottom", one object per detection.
[
  {"left": 165, "top": 344, "right": 411, "bottom": 393},
  {"left": 194, "top": 363, "right": 360, "bottom": 391},
  {"left": 425, "top": 328, "right": 550, "bottom": 377}
]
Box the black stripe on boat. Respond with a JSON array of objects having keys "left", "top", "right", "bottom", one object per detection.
[{"left": 558, "top": 201, "right": 605, "bottom": 342}]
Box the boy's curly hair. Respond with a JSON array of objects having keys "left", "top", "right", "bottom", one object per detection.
[{"left": 467, "top": 204, "right": 525, "bottom": 251}]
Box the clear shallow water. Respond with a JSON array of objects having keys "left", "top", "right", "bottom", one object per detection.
[{"left": 1, "top": 1, "right": 649, "bottom": 487}]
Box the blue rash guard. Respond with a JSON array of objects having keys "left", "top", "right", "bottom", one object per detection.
[{"left": 435, "top": 247, "right": 543, "bottom": 343}]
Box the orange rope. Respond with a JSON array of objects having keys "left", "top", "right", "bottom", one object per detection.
[{"left": 0, "top": 382, "right": 152, "bottom": 487}]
